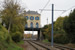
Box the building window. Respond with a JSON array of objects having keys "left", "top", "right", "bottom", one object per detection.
[
  {"left": 36, "top": 22, "right": 39, "bottom": 28},
  {"left": 25, "top": 16, "right": 28, "bottom": 20},
  {"left": 30, "top": 22, "right": 33, "bottom": 28},
  {"left": 30, "top": 16, "right": 34, "bottom": 20},
  {"left": 35, "top": 16, "right": 39, "bottom": 20}
]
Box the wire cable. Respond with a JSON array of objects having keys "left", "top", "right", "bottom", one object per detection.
[
  {"left": 40, "top": 0, "right": 50, "bottom": 13},
  {"left": 59, "top": 5, "right": 75, "bottom": 16}
]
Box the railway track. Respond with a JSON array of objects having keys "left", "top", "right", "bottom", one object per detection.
[
  {"left": 24, "top": 40, "right": 75, "bottom": 50},
  {"left": 35, "top": 41, "right": 75, "bottom": 50},
  {"left": 27, "top": 40, "right": 50, "bottom": 50}
]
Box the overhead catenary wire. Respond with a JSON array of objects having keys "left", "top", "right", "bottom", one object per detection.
[
  {"left": 59, "top": 5, "right": 75, "bottom": 16},
  {"left": 40, "top": 2, "right": 75, "bottom": 17},
  {"left": 40, "top": 0, "right": 50, "bottom": 13},
  {"left": 39, "top": 9, "right": 66, "bottom": 11}
]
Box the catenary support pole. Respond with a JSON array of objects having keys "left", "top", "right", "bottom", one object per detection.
[{"left": 51, "top": 4, "right": 54, "bottom": 47}]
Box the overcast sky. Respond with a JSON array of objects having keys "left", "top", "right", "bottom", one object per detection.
[
  {"left": 0, "top": 0, "right": 75, "bottom": 27},
  {"left": 0, "top": 0, "right": 75, "bottom": 34},
  {"left": 20, "top": 0, "right": 75, "bottom": 27},
  {"left": 20, "top": 0, "right": 75, "bottom": 34}
]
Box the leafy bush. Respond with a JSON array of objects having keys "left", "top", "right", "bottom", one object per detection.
[
  {"left": 0, "top": 41, "right": 23, "bottom": 50},
  {"left": 12, "top": 31, "right": 22, "bottom": 42},
  {"left": 0, "top": 24, "right": 11, "bottom": 43},
  {"left": 54, "top": 34, "right": 69, "bottom": 44},
  {"left": 63, "top": 10, "right": 75, "bottom": 43},
  {"left": 0, "top": 31, "right": 6, "bottom": 41}
]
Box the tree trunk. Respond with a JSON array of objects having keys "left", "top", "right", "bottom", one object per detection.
[{"left": 8, "top": 20, "right": 11, "bottom": 33}]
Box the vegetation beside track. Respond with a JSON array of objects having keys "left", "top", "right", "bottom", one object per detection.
[
  {"left": 0, "top": 24, "right": 24, "bottom": 50},
  {"left": 0, "top": 0, "right": 26, "bottom": 50},
  {"left": 41, "top": 9, "right": 75, "bottom": 48}
]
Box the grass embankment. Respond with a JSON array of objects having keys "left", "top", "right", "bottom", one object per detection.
[
  {"left": 0, "top": 24, "right": 24, "bottom": 50},
  {"left": 0, "top": 41, "right": 23, "bottom": 50}
]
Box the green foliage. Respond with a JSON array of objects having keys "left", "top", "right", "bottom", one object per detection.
[
  {"left": 0, "top": 0, "right": 26, "bottom": 42},
  {"left": 11, "top": 24, "right": 19, "bottom": 32},
  {"left": 53, "top": 17, "right": 68, "bottom": 44},
  {"left": 12, "top": 32, "right": 22, "bottom": 42},
  {"left": 0, "top": 41, "right": 23, "bottom": 50},
  {"left": 41, "top": 24, "right": 51, "bottom": 39},
  {"left": 0, "top": 24, "right": 23, "bottom": 50},
  {"left": 0, "top": 31, "right": 7, "bottom": 41},
  {"left": 7, "top": 42, "right": 23, "bottom": 50},
  {"left": 54, "top": 17, "right": 64, "bottom": 31},
  {"left": 17, "top": 40, "right": 24, "bottom": 45},
  {"left": 0, "top": 0, "right": 25, "bottom": 49},
  {"left": 43, "top": 39, "right": 49, "bottom": 43},
  {"left": 43, "top": 25, "right": 49, "bottom": 29},
  {"left": 54, "top": 33, "right": 69, "bottom": 44},
  {"left": 1, "top": 0, "right": 26, "bottom": 33},
  {"left": 11, "top": 17, "right": 26, "bottom": 33},
  {"left": 41, "top": 17, "right": 69, "bottom": 44},
  {"left": 0, "top": 24, "right": 11, "bottom": 43},
  {"left": 63, "top": 9, "right": 75, "bottom": 43}
]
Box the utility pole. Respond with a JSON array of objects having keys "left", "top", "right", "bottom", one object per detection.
[
  {"left": 51, "top": 4, "right": 54, "bottom": 47},
  {"left": 39, "top": 4, "right": 66, "bottom": 47}
]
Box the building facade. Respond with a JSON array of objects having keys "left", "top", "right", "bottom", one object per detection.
[{"left": 25, "top": 11, "right": 41, "bottom": 28}]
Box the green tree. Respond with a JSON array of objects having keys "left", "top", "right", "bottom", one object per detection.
[
  {"left": 1, "top": 0, "right": 26, "bottom": 33},
  {"left": 63, "top": 9, "right": 75, "bottom": 43},
  {"left": 0, "top": 0, "right": 26, "bottom": 42},
  {"left": 41, "top": 17, "right": 69, "bottom": 44},
  {"left": 12, "top": 31, "right": 22, "bottom": 42},
  {"left": 54, "top": 17, "right": 64, "bottom": 32}
]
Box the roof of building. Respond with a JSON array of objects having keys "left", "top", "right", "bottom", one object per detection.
[{"left": 26, "top": 11, "right": 40, "bottom": 15}]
